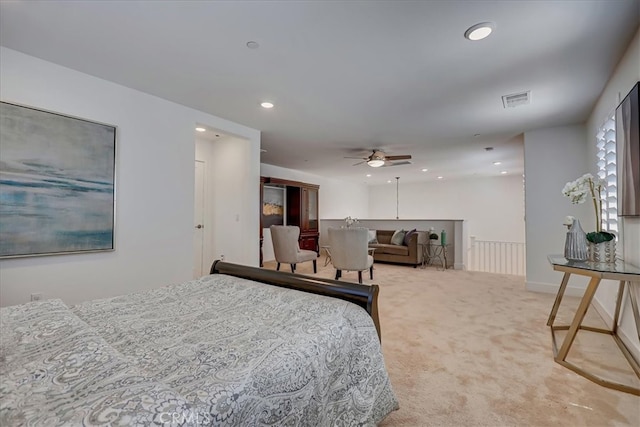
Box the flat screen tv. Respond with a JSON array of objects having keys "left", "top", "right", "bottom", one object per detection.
[{"left": 616, "top": 81, "right": 640, "bottom": 217}]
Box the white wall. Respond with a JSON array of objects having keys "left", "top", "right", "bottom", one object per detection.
[
  {"left": 260, "top": 164, "right": 369, "bottom": 261},
  {"left": 586, "top": 28, "right": 639, "bottom": 358},
  {"left": 522, "top": 30, "right": 640, "bottom": 361},
  {"left": 0, "top": 47, "right": 260, "bottom": 307},
  {"left": 368, "top": 174, "right": 525, "bottom": 243},
  {"left": 523, "top": 124, "right": 592, "bottom": 293}
]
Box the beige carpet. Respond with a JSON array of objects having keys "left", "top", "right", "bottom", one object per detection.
[{"left": 262, "top": 258, "right": 640, "bottom": 426}]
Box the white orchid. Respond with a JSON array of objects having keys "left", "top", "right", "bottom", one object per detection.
[
  {"left": 562, "top": 181, "right": 588, "bottom": 204},
  {"left": 562, "top": 173, "right": 605, "bottom": 235}
]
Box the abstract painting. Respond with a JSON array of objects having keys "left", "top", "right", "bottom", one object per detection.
[{"left": 0, "top": 102, "right": 116, "bottom": 258}]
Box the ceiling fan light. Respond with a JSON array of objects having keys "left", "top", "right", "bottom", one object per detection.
[{"left": 367, "top": 159, "right": 385, "bottom": 167}]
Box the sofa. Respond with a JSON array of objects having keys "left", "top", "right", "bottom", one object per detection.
[{"left": 368, "top": 229, "right": 427, "bottom": 267}]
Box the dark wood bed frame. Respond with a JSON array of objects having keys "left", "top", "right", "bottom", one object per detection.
[{"left": 210, "top": 260, "right": 381, "bottom": 340}]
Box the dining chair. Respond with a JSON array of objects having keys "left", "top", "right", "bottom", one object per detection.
[
  {"left": 270, "top": 225, "right": 318, "bottom": 273},
  {"left": 327, "top": 227, "right": 374, "bottom": 284}
]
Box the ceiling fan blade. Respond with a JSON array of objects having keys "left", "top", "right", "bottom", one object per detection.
[
  {"left": 382, "top": 161, "right": 412, "bottom": 167},
  {"left": 344, "top": 156, "right": 367, "bottom": 160},
  {"left": 385, "top": 155, "right": 412, "bottom": 160},
  {"left": 352, "top": 160, "right": 366, "bottom": 166}
]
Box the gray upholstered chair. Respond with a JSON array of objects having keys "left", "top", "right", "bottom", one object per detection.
[
  {"left": 270, "top": 225, "right": 318, "bottom": 273},
  {"left": 327, "top": 227, "right": 374, "bottom": 284}
]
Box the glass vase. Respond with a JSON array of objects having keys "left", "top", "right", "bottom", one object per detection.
[
  {"left": 588, "top": 239, "right": 616, "bottom": 263},
  {"left": 564, "top": 219, "right": 588, "bottom": 261}
]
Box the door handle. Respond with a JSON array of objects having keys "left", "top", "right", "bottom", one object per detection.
[{"left": 195, "top": 224, "right": 203, "bottom": 229}]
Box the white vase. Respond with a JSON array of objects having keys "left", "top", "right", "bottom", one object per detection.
[
  {"left": 564, "top": 219, "right": 588, "bottom": 261},
  {"left": 588, "top": 239, "right": 616, "bottom": 263}
]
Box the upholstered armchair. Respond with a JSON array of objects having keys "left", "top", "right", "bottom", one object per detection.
[
  {"left": 327, "top": 227, "right": 374, "bottom": 284},
  {"left": 270, "top": 225, "right": 318, "bottom": 273}
]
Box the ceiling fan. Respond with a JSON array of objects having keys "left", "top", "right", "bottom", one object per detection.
[{"left": 346, "top": 150, "right": 412, "bottom": 168}]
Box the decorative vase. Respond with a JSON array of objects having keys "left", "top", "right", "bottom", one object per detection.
[
  {"left": 564, "top": 219, "right": 588, "bottom": 261},
  {"left": 588, "top": 239, "right": 616, "bottom": 263}
]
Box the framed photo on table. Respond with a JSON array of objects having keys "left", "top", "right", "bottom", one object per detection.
[{"left": 0, "top": 101, "right": 116, "bottom": 258}]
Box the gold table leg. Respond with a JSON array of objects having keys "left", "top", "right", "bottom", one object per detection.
[
  {"left": 614, "top": 281, "right": 640, "bottom": 378},
  {"left": 549, "top": 275, "right": 640, "bottom": 396},
  {"left": 556, "top": 276, "right": 600, "bottom": 361},
  {"left": 626, "top": 281, "right": 640, "bottom": 342},
  {"left": 547, "top": 272, "right": 570, "bottom": 327},
  {"left": 322, "top": 246, "right": 332, "bottom": 267}
]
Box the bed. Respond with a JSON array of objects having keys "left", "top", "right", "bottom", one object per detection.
[{"left": 0, "top": 261, "right": 399, "bottom": 426}]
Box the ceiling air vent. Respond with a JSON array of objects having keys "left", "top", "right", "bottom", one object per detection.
[{"left": 502, "top": 91, "right": 530, "bottom": 108}]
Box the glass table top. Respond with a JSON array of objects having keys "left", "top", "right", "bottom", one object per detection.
[{"left": 548, "top": 255, "right": 640, "bottom": 276}]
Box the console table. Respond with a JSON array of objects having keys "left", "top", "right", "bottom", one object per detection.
[{"left": 546, "top": 255, "right": 640, "bottom": 395}]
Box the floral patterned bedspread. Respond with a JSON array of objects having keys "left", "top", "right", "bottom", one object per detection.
[{"left": 65, "top": 273, "right": 397, "bottom": 425}]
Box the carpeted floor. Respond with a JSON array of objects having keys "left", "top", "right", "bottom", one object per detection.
[{"left": 262, "top": 257, "right": 640, "bottom": 426}]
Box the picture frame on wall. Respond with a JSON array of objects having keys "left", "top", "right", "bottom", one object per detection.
[{"left": 0, "top": 101, "right": 117, "bottom": 258}]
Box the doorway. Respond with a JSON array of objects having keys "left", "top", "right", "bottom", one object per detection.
[{"left": 194, "top": 126, "right": 257, "bottom": 269}]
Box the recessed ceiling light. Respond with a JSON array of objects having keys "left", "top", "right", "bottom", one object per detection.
[
  {"left": 421, "top": 168, "right": 428, "bottom": 172},
  {"left": 195, "top": 127, "right": 206, "bottom": 132},
  {"left": 260, "top": 102, "right": 274, "bottom": 109},
  {"left": 246, "top": 41, "right": 260, "bottom": 49},
  {"left": 366, "top": 174, "right": 372, "bottom": 177},
  {"left": 464, "top": 22, "right": 495, "bottom": 41},
  {"left": 437, "top": 176, "right": 444, "bottom": 180},
  {"left": 501, "top": 171, "right": 508, "bottom": 174},
  {"left": 493, "top": 161, "right": 502, "bottom": 165},
  {"left": 387, "top": 180, "right": 392, "bottom": 183}
]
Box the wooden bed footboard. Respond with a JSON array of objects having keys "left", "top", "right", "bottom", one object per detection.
[{"left": 210, "top": 260, "right": 381, "bottom": 340}]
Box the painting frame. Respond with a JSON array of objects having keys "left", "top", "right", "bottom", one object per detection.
[
  {"left": 0, "top": 101, "right": 117, "bottom": 258},
  {"left": 616, "top": 81, "right": 640, "bottom": 217}
]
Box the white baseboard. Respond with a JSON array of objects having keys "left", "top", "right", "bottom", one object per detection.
[
  {"left": 526, "top": 281, "right": 586, "bottom": 297},
  {"left": 454, "top": 262, "right": 465, "bottom": 270}
]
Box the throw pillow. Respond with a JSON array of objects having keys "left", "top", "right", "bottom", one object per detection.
[
  {"left": 390, "top": 229, "right": 406, "bottom": 246},
  {"left": 403, "top": 228, "right": 417, "bottom": 246},
  {"left": 368, "top": 229, "right": 378, "bottom": 244}
]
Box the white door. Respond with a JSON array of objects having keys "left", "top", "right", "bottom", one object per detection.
[{"left": 193, "top": 160, "right": 205, "bottom": 277}]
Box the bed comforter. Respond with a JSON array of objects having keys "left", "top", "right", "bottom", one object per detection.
[
  {"left": 0, "top": 299, "right": 194, "bottom": 426},
  {"left": 1, "top": 273, "right": 398, "bottom": 426}
]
